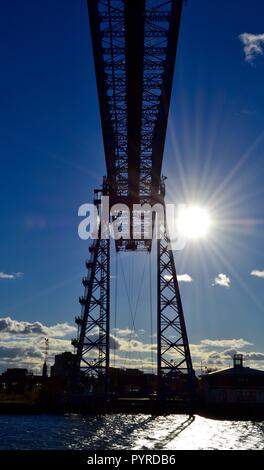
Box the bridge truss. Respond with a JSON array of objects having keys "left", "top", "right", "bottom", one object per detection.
[{"left": 72, "top": 0, "right": 195, "bottom": 401}]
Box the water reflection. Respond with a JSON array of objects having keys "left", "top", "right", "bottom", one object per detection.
[
  {"left": 152, "top": 416, "right": 195, "bottom": 450},
  {"left": 0, "top": 414, "right": 263, "bottom": 450},
  {"left": 131, "top": 415, "right": 264, "bottom": 450}
]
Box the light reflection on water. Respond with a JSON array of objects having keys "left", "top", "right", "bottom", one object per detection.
[{"left": 0, "top": 414, "right": 263, "bottom": 450}]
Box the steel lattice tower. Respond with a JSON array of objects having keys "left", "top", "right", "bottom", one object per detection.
[{"left": 72, "top": 0, "right": 195, "bottom": 402}]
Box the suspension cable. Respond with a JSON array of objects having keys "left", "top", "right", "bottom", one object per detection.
[
  {"left": 148, "top": 253, "right": 154, "bottom": 374},
  {"left": 120, "top": 254, "right": 148, "bottom": 370},
  {"left": 113, "top": 252, "right": 118, "bottom": 368}
]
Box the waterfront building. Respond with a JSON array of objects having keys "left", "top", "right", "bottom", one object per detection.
[{"left": 200, "top": 354, "right": 264, "bottom": 405}]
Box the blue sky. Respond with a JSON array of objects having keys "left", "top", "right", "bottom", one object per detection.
[{"left": 0, "top": 0, "right": 264, "bottom": 373}]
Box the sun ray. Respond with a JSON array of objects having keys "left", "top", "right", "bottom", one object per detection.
[{"left": 208, "top": 130, "right": 264, "bottom": 207}]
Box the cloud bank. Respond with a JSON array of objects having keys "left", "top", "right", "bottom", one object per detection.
[
  {"left": 0, "top": 317, "right": 76, "bottom": 337},
  {"left": 0, "top": 316, "right": 77, "bottom": 373},
  {"left": 0, "top": 316, "right": 125, "bottom": 373},
  {"left": 1, "top": 317, "right": 264, "bottom": 375},
  {"left": 200, "top": 338, "right": 253, "bottom": 349}
]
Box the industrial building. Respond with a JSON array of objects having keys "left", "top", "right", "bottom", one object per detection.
[{"left": 50, "top": 352, "right": 77, "bottom": 379}]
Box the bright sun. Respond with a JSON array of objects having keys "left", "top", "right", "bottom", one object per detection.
[{"left": 177, "top": 206, "right": 211, "bottom": 240}]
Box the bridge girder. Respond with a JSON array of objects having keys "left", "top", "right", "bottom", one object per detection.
[{"left": 88, "top": 1, "right": 184, "bottom": 246}]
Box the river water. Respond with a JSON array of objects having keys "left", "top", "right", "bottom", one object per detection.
[{"left": 0, "top": 414, "right": 263, "bottom": 450}]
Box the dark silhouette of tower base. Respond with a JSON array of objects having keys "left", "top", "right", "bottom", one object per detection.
[{"left": 72, "top": 183, "right": 195, "bottom": 402}]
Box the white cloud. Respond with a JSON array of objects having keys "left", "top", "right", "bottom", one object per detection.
[
  {"left": 251, "top": 270, "right": 264, "bottom": 278},
  {"left": 189, "top": 339, "right": 264, "bottom": 372},
  {"left": 0, "top": 318, "right": 149, "bottom": 373},
  {"left": 177, "top": 274, "right": 193, "bottom": 283},
  {"left": 113, "top": 336, "right": 155, "bottom": 353},
  {"left": 0, "top": 317, "right": 76, "bottom": 337},
  {"left": 212, "top": 273, "right": 231, "bottom": 288},
  {"left": 88, "top": 333, "right": 120, "bottom": 350},
  {"left": 109, "top": 355, "right": 155, "bottom": 371},
  {"left": 201, "top": 338, "right": 253, "bottom": 349},
  {"left": 244, "top": 352, "right": 264, "bottom": 362},
  {"left": 164, "top": 274, "right": 193, "bottom": 283},
  {"left": 45, "top": 323, "right": 76, "bottom": 338},
  {"left": 239, "top": 33, "right": 264, "bottom": 64},
  {"left": 0, "top": 273, "right": 14, "bottom": 280},
  {"left": 0, "top": 272, "right": 24, "bottom": 280},
  {"left": 0, "top": 319, "right": 73, "bottom": 373},
  {"left": 0, "top": 316, "right": 79, "bottom": 373},
  {"left": 108, "top": 337, "right": 264, "bottom": 373},
  {"left": 206, "top": 349, "right": 264, "bottom": 368},
  {"left": 112, "top": 328, "right": 135, "bottom": 337}
]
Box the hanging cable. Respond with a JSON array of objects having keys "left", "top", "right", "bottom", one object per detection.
[
  {"left": 120, "top": 254, "right": 148, "bottom": 370},
  {"left": 128, "top": 255, "right": 132, "bottom": 363},
  {"left": 119, "top": 255, "right": 133, "bottom": 367},
  {"left": 113, "top": 252, "right": 118, "bottom": 368},
  {"left": 129, "top": 253, "right": 148, "bottom": 370},
  {"left": 148, "top": 253, "right": 154, "bottom": 374},
  {"left": 133, "top": 254, "right": 148, "bottom": 322}
]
